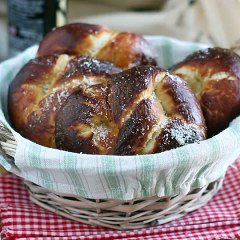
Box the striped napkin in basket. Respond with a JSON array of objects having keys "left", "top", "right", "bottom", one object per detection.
[{"left": 0, "top": 158, "right": 239, "bottom": 240}]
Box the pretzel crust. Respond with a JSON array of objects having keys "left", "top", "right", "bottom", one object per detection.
[
  {"left": 55, "top": 66, "right": 206, "bottom": 155},
  {"left": 172, "top": 47, "right": 240, "bottom": 136},
  {"left": 37, "top": 23, "right": 157, "bottom": 69},
  {"left": 8, "top": 54, "right": 121, "bottom": 148}
]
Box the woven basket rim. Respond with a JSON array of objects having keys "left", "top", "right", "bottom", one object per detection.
[{"left": 23, "top": 177, "right": 223, "bottom": 229}]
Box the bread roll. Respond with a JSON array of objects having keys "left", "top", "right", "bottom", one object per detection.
[
  {"left": 8, "top": 54, "right": 121, "bottom": 148},
  {"left": 56, "top": 66, "right": 206, "bottom": 155},
  {"left": 37, "top": 23, "right": 157, "bottom": 69},
  {"left": 172, "top": 47, "right": 240, "bottom": 136}
]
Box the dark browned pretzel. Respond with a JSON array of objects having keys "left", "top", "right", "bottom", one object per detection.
[{"left": 56, "top": 66, "right": 206, "bottom": 155}]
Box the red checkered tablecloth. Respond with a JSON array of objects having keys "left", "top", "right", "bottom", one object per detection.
[{"left": 0, "top": 159, "right": 239, "bottom": 240}]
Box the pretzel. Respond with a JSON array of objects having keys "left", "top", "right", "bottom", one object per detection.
[
  {"left": 8, "top": 54, "right": 121, "bottom": 148},
  {"left": 55, "top": 66, "right": 206, "bottom": 155},
  {"left": 172, "top": 47, "right": 240, "bottom": 136},
  {"left": 37, "top": 23, "right": 157, "bottom": 69}
]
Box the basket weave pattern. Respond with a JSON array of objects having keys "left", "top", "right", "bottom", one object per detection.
[{"left": 0, "top": 122, "right": 222, "bottom": 229}]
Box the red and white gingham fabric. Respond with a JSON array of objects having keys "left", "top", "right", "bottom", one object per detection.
[{"left": 0, "top": 158, "right": 239, "bottom": 240}]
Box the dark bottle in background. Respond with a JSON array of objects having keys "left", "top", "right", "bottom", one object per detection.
[{"left": 8, "top": 0, "right": 68, "bottom": 57}]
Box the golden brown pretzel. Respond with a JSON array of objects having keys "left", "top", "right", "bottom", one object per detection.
[
  {"left": 172, "top": 47, "right": 240, "bottom": 136},
  {"left": 55, "top": 66, "right": 206, "bottom": 155},
  {"left": 37, "top": 23, "right": 157, "bottom": 69},
  {"left": 8, "top": 54, "right": 121, "bottom": 148}
]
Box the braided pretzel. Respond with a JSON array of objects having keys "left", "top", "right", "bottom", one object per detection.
[
  {"left": 8, "top": 54, "right": 121, "bottom": 148},
  {"left": 172, "top": 47, "right": 240, "bottom": 136},
  {"left": 55, "top": 66, "right": 206, "bottom": 155},
  {"left": 37, "top": 23, "right": 157, "bottom": 69}
]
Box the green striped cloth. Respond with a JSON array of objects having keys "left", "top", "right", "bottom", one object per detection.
[{"left": 0, "top": 37, "right": 239, "bottom": 200}]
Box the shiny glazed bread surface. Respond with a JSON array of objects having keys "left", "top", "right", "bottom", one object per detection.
[
  {"left": 8, "top": 54, "right": 121, "bottom": 148},
  {"left": 56, "top": 66, "right": 206, "bottom": 155},
  {"left": 37, "top": 23, "right": 157, "bottom": 69},
  {"left": 172, "top": 47, "right": 240, "bottom": 136}
]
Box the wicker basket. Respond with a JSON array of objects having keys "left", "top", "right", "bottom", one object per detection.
[
  {"left": 0, "top": 122, "right": 222, "bottom": 230},
  {"left": 1, "top": 37, "right": 238, "bottom": 230}
]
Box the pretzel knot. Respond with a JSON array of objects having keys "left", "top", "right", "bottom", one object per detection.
[
  {"left": 38, "top": 23, "right": 157, "bottom": 69},
  {"left": 8, "top": 54, "right": 121, "bottom": 148},
  {"left": 56, "top": 66, "right": 206, "bottom": 155}
]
